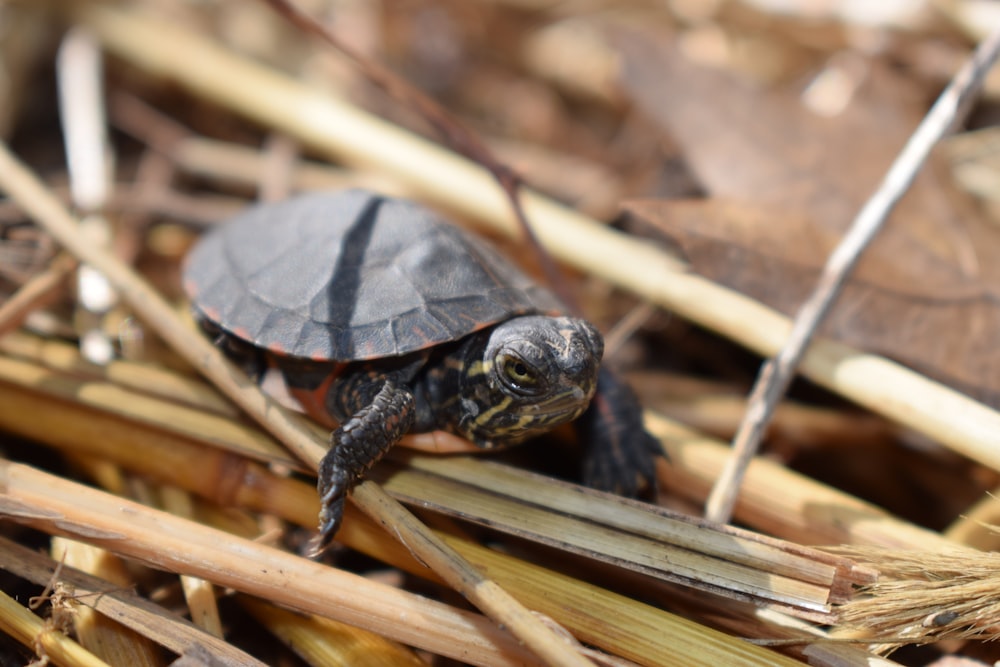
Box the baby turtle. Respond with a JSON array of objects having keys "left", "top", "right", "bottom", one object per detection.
[{"left": 184, "top": 190, "right": 659, "bottom": 551}]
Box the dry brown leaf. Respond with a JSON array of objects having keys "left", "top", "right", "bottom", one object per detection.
[{"left": 617, "top": 29, "right": 1000, "bottom": 406}]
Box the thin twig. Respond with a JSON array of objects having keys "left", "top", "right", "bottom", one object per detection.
[
  {"left": 7, "top": 537, "right": 263, "bottom": 667},
  {"left": 704, "top": 27, "right": 1000, "bottom": 523},
  {"left": 602, "top": 301, "right": 658, "bottom": 360}
]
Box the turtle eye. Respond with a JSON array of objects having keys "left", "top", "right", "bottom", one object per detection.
[{"left": 498, "top": 354, "right": 543, "bottom": 395}]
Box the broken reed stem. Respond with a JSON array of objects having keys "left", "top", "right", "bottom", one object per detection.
[
  {"left": 385, "top": 456, "right": 875, "bottom": 617},
  {"left": 0, "top": 584, "right": 108, "bottom": 667},
  {"left": 0, "top": 535, "right": 266, "bottom": 666},
  {"left": 646, "top": 413, "right": 962, "bottom": 552},
  {"left": 49, "top": 537, "right": 164, "bottom": 666},
  {"left": 57, "top": 26, "right": 110, "bottom": 212},
  {"left": 343, "top": 485, "right": 591, "bottom": 667},
  {"left": 343, "top": 485, "right": 584, "bottom": 667},
  {"left": 829, "top": 545, "right": 1000, "bottom": 648},
  {"left": 0, "top": 125, "right": 593, "bottom": 667},
  {"left": 79, "top": 4, "right": 1000, "bottom": 486},
  {"left": 0, "top": 330, "right": 241, "bottom": 420},
  {"left": 705, "top": 27, "right": 1000, "bottom": 524}
]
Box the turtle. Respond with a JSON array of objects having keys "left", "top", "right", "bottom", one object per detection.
[{"left": 183, "top": 189, "right": 660, "bottom": 552}]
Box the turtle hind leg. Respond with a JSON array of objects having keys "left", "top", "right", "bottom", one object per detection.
[
  {"left": 307, "top": 378, "right": 415, "bottom": 557},
  {"left": 575, "top": 366, "right": 663, "bottom": 500}
]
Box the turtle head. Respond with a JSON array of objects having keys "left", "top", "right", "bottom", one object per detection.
[{"left": 455, "top": 315, "right": 603, "bottom": 447}]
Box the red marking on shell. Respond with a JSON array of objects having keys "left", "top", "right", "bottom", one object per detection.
[
  {"left": 356, "top": 338, "right": 379, "bottom": 359},
  {"left": 266, "top": 341, "right": 288, "bottom": 355},
  {"left": 231, "top": 326, "right": 252, "bottom": 341}
]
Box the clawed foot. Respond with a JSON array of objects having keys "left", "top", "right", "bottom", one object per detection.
[
  {"left": 581, "top": 417, "right": 661, "bottom": 499},
  {"left": 578, "top": 367, "right": 663, "bottom": 500},
  {"left": 305, "top": 379, "right": 416, "bottom": 558}
]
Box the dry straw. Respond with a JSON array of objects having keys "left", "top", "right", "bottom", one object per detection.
[
  {"left": 830, "top": 545, "right": 1000, "bottom": 649},
  {"left": 2, "top": 3, "right": 996, "bottom": 664},
  {"left": 0, "top": 334, "right": 809, "bottom": 665}
]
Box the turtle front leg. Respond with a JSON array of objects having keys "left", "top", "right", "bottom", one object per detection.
[
  {"left": 310, "top": 377, "right": 415, "bottom": 556},
  {"left": 576, "top": 366, "right": 663, "bottom": 499}
]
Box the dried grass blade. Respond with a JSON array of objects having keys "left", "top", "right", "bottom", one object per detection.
[
  {"left": 0, "top": 352, "right": 296, "bottom": 468},
  {"left": 438, "top": 533, "right": 806, "bottom": 667},
  {"left": 0, "top": 360, "right": 319, "bottom": 527},
  {"left": 158, "top": 487, "right": 224, "bottom": 638},
  {"left": 0, "top": 329, "right": 239, "bottom": 418},
  {"left": 376, "top": 458, "right": 869, "bottom": 618},
  {"left": 408, "top": 455, "right": 867, "bottom": 588},
  {"left": 239, "top": 596, "right": 429, "bottom": 667},
  {"left": 0, "top": 254, "right": 75, "bottom": 338}
]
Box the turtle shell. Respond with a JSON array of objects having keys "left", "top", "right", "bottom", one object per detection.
[{"left": 183, "top": 189, "right": 565, "bottom": 361}]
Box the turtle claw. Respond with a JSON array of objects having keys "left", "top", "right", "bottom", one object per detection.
[
  {"left": 309, "top": 455, "right": 349, "bottom": 558},
  {"left": 309, "top": 381, "right": 416, "bottom": 556},
  {"left": 305, "top": 501, "right": 344, "bottom": 558}
]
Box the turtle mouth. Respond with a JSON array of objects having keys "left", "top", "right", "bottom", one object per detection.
[
  {"left": 462, "top": 385, "right": 593, "bottom": 448},
  {"left": 528, "top": 386, "right": 591, "bottom": 419}
]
